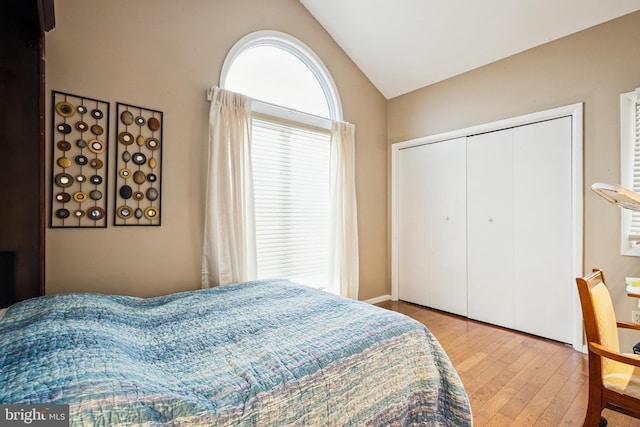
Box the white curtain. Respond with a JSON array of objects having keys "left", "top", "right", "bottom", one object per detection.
[
  {"left": 201, "top": 88, "right": 257, "bottom": 288},
  {"left": 329, "top": 121, "right": 359, "bottom": 299}
]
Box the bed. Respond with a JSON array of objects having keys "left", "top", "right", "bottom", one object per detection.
[{"left": 0, "top": 279, "right": 471, "bottom": 426}]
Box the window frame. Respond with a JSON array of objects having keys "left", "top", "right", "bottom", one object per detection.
[{"left": 620, "top": 89, "right": 640, "bottom": 256}]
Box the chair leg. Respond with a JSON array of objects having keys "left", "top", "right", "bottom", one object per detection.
[{"left": 583, "top": 403, "right": 603, "bottom": 427}]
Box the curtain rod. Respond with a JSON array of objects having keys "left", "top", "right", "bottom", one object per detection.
[{"left": 206, "top": 86, "right": 334, "bottom": 130}]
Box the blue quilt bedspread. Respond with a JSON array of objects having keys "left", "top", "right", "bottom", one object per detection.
[{"left": 0, "top": 279, "right": 471, "bottom": 426}]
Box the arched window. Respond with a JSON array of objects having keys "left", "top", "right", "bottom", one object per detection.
[
  {"left": 221, "top": 30, "right": 342, "bottom": 122},
  {"left": 221, "top": 31, "right": 342, "bottom": 290}
]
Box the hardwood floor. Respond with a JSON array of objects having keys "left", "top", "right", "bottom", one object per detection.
[{"left": 376, "top": 300, "right": 640, "bottom": 426}]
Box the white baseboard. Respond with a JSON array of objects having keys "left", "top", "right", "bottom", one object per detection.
[{"left": 364, "top": 294, "right": 392, "bottom": 305}]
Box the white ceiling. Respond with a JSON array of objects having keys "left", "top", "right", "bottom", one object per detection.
[{"left": 300, "top": 0, "right": 640, "bottom": 99}]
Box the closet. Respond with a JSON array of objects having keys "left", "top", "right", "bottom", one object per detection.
[{"left": 391, "top": 105, "right": 582, "bottom": 348}]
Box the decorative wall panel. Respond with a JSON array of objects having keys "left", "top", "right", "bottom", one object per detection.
[
  {"left": 50, "top": 91, "right": 109, "bottom": 228},
  {"left": 114, "top": 103, "right": 163, "bottom": 226}
]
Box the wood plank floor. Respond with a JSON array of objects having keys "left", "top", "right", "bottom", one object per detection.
[{"left": 376, "top": 300, "right": 640, "bottom": 426}]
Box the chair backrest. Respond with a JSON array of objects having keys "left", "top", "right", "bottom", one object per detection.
[{"left": 576, "top": 269, "right": 620, "bottom": 375}]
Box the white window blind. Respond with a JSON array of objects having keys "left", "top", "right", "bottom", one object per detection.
[
  {"left": 630, "top": 100, "right": 640, "bottom": 240},
  {"left": 251, "top": 115, "right": 331, "bottom": 289}
]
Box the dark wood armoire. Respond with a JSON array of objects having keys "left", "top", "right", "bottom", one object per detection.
[{"left": 0, "top": 0, "right": 55, "bottom": 307}]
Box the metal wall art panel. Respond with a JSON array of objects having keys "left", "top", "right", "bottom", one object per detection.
[
  {"left": 50, "top": 91, "right": 110, "bottom": 228},
  {"left": 114, "top": 103, "right": 163, "bottom": 226}
]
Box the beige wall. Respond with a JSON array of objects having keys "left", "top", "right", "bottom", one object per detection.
[
  {"left": 46, "top": 0, "right": 640, "bottom": 328},
  {"left": 45, "top": 0, "right": 388, "bottom": 301},
  {"left": 389, "top": 11, "right": 640, "bottom": 348}
]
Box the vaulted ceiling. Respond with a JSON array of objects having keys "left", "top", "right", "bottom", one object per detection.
[{"left": 300, "top": 0, "right": 640, "bottom": 99}]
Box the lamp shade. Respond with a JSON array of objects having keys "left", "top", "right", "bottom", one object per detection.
[{"left": 591, "top": 182, "right": 640, "bottom": 211}]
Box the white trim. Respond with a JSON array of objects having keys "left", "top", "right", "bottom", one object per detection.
[
  {"left": 571, "top": 103, "right": 585, "bottom": 353},
  {"left": 390, "top": 103, "right": 584, "bottom": 352},
  {"left": 392, "top": 103, "right": 583, "bottom": 150},
  {"left": 364, "top": 294, "right": 392, "bottom": 305},
  {"left": 220, "top": 30, "right": 343, "bottom": 121}
]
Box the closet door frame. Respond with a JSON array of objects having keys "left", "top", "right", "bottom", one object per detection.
[{"left": 391, "top": 102, "right": 584, "bottom": 351}]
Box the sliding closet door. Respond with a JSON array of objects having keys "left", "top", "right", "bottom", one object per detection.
[
  {"left": 467, "top": 130, "right": 515, "bottom": 328},
  {"left": 513, "top": 117, "right": 573, "bottom": 343},
  {"left": 397, "top": 138, "right": 467, "bottom": 315}
]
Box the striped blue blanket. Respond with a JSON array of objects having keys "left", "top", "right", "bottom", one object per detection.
[{"left": 0, "top": 279, "right": 471, "bottom": 426}]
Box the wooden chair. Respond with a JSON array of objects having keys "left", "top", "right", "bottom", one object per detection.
[{"left": 576, "top": 269, "right": 640, "bottom": 426}]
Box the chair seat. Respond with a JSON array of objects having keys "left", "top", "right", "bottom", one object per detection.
[{"left": 604, "top": 356, "right": 640, "bottom": 398}]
